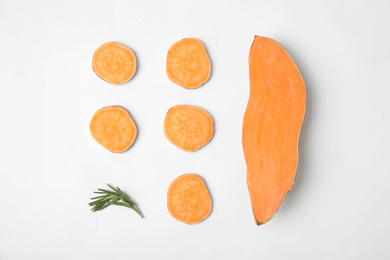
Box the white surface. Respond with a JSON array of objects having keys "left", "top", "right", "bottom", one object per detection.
[{"left": 1, "top": 0, "right": 390, "bottom": 259}]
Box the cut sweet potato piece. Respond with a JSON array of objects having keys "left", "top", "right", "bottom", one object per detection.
[
  {"left": 164, "top": 105, "right": 214, "bottom": 152},
  {"left": 90, "top": 106, "right": 137, "bottom": 153},
  {"left": 243, "top": 36, "right": 306, "bottom": 225},
  {"left": 167, "top": 174, "right": 212, "bottom": 224},
  {"left": 92, "top": 42, "right": 137, "bottom": 85},
  {"left": 166, "top": 38, "right": 211, "bottom": 89}
]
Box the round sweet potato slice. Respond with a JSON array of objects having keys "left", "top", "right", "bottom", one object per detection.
[
  {"left": 164, "top": 105, "right": 214, "bottom": 152},
  {"left": 89, "top": 106, "right": 137, "bottom": 153},
  {"left": 167, "top": 174, "right": 212, "bottom": 224},
  {"left": 92, "top": 42, "right": 137, "bottom": 85},
  {"left": 166, "top": 38, "right": 211, "bottom": 89}
]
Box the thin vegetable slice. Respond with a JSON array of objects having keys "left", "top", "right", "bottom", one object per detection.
[
  {"left": 167, "top": 174, "right": 212, "bottom": 224},
  {"left": 92, "top": 42, "right": 137, "bottom": 85},
  {"left": 243, "top": 36, "right": 306, "bottom": 225},
  {"left": 90, "top": 106, "right": 137, "bottom": 153},
  {"left": 166, "top": 38, "right": 211, "bottom": 89},
  {"left": 164, "top": 105, "right": 214, "bottom": 152}
]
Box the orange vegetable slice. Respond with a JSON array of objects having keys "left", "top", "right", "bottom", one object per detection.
[
  {"left": 166, "top": 38, "right": 211, "bottom": 89},
  {"left": 164, "top": 105, "right": 214, "bottom": 152},
  {"left": 90, "top": 106, "right": 137, "bottom": 153},
  {"left": 92, "top": 42, "right": 137, "bottom": 85},
  {"left": 167, "top": 174, "right": 212, "bottom": 224}
]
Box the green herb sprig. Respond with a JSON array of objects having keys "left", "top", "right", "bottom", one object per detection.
[{"left": 89, "top": 184, "right": 143, "bottom": 218}]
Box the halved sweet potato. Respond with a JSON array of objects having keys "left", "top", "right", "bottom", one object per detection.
[
  {"left": 167, "top": 174, "right": 212, "bottom": 224},
  {"left": 166, "top": 38, "right": 211, "bottom": 89},
  {"left": 92, "top": 42, "right": 137, "bottom": 85},
  {"left": 164, "top": 105, "right": 214, "bottom": 152},
  {"left": 243, "top": 36, "right": 306, "bottom": 225},
  {"left": 90, "top": 106, "right": 137, "bottom": 153}
]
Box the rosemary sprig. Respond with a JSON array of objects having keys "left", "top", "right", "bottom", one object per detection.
[{"left": 89, "top": 184, "right": 143, "bottom": 218}]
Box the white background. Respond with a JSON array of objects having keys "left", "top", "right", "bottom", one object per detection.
[{"left": 1, "top": 0, "right": 390, "bottom": 259}]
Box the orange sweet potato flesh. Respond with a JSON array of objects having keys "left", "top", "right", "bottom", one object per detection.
[
  {"left": 166, "top": 38, "right": 211, "bottom": 89},
  {"left": 90, "top": 106, "right": 137, "bottom": 153},
  {"left": 167, "top": 174, "right": 212, "bottom": 224},
  {"left": 92, "top": 42, "right": 137, "bottom": 85},
  {"left": 243, "top": 36, "right": 306, "bottom": 225},
  {"left": 164, "top": 105, "right": 214, "bottom": 152}
]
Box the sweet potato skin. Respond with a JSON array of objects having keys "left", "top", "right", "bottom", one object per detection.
[{"left": 243, "top": 36, "right": 306, "bottom": 225}]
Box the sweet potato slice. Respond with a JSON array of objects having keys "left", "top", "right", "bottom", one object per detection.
[
  {"left": 90, "top": 106, "right": 137, "bottom": 153},
  {"left": 164, "top": 105, "right": 214, "bottom": 152},
  {"left": 167, "top": 174, "right": 212, "bottom": 224},
  {"left": 166, "top": 38, "right": 211, "bottom": 89},
  {"left": 243, "top": 36, "right": 306, "bottom": 225},
  {"left": 92, "top": 42, "right": 137, "bottom": 85}
]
